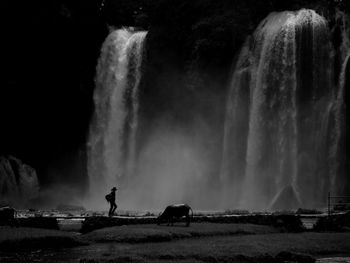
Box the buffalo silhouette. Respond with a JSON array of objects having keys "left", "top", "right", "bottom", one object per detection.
[{"left": 157, "top": 204, "right": 193, "bottom": 227}]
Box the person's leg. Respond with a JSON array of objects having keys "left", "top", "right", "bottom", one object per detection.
[
  {"left": 112, "top": 203, "right": 117, "bottom": 215},
  {"left": 109, "top": 202, "right": 113, "bottom": 217}
]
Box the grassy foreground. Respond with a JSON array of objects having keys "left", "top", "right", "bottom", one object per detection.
[
  {"left": 77, "top": 224, "right": 350, "bottom": 262},
  {"left": 1, "top": 223, "right": 350, "bottom": 262},
  {"left": 0, "top": 226, "right": 85, "bottom": 251},
  {"left": 122, "top": 232, "right": 350, "bottom": 262},
  {"left": 83, "top": 223, "right": 279, "bottom": 243}
]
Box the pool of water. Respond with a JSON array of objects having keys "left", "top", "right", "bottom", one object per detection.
[
  {"left": 300, "top": 217, "right": 318, "bottom": 229},
  {"left": 57, "top": 218, "right": 84, "bottom": 232}
]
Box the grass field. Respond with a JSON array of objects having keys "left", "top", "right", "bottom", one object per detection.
[
  {"left": 83, "top": 223, "right": 279, "bottom": 243},
  {"left": 0, "top": 226, "right": 84, "bottom": 251},
  {"left": 78, "top": 224, "right": 350, "bottom": 262},
  {"left": 1, "top": 223, "right": 350, "bottom": 262}
]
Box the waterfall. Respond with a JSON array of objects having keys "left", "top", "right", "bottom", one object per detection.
[
  {"left": 87, "top": 28, "right": 147, "bottom": 208},
  {"left": 221, "top": 10, "right": 333, "bottom": 210},
  {"left": 332, "top": 54, "right": 349, "bottom": 194},
  {"left": 330, "top": 10, "right": 350, "bottom": 197},
  {"left": 331, "top": 8, "right": 350, "bottom": 194}
]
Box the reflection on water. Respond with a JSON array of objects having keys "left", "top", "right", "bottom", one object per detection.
[{"left": 300, "top": 217, "right": 318, "bottom": 229}]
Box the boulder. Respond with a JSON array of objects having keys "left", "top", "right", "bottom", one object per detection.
[
  {"left": 270, "top": 185, "right": 301, "bottom": 211},
  {"left": 17, "top": 217, "right": 59, "bottom": 230},
  {"left": 0, "top": 206, "right": 17, "bottom": 226}
]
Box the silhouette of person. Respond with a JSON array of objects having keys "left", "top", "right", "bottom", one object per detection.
[{"left": 108, "top": 187, "right": 117, "bottom": 217}]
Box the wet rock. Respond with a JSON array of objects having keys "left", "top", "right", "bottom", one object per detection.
[
  {"left": 270, "top": 185, "right": 301, "bottom": 211},
  {"left": 0, "top": 206, "right": 17, "bottom": 227},
  {"left": 17, "top": 217, "right": 59, "bottom": 230}
]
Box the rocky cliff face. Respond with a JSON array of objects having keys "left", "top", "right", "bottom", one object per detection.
[{"left": 0, "top": 156, "right": 39, "bottom": 207}]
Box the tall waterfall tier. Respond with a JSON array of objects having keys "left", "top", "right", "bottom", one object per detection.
[
  {"left": 88, "top": 28, "right": 147, "bottom": 208},
  {"left": 0, "top": 156, "right": 39, "bottom": 207},
  {"left": 331, "top": 8, "right": 350, "bottom": 197},
  {"left": 331, "top": 10, "right": 350, "bottom": 198},
  {"left": 331, "top": 54, "right": 349, "bottom": 196},
  {"left": 221, "top": 9, "right": 334, "bottom": 210}
]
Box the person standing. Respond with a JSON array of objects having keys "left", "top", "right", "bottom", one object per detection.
[{"left": 106, "top": 187, "right": 117, "bottom": 217}]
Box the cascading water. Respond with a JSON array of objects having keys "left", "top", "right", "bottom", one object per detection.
[
  {"left": 331, "top": 9, "right": 350, "bottom": 196},
  {"left": 221, "top": 9, "right": 334, "bottom": 210},
  {"left": 331, "top": 54, "right": 349, "bottom": 194},
  {"left": 87, "top": 28, "right": 147, "bottom": 208}
]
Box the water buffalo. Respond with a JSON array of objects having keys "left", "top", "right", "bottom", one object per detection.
[{"left": 157, "top": 204, "right": 193, "bottom": 227}]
